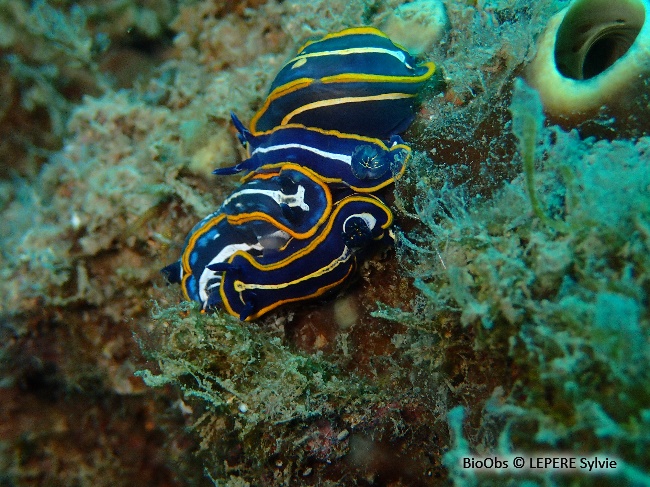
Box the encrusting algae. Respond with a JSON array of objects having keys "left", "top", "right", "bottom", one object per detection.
[{"left": 1, "top": 0, "right": 649, "bottom": 486}]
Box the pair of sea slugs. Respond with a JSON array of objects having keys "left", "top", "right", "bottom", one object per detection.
[{"left": 162, "top": 27, "right": 436, "bottom": 321}]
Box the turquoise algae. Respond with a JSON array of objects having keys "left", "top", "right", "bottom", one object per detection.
[{"left": 1, "top": 0, "right": 649, "bottom": 486}]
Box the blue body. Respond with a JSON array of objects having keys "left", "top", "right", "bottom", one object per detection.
[
  {"left": 162, "top": 26, "right": 434, "bottom": 320},
  {"left": 214, "top": 113, "right": 411, "bottom": 193},
  {"left": 215, "top": 114, "right": 411, "bottom": 192},
  {"left": 161, "top": 213, "right": 283, "bottom": 309},
  {"left": 215, "top": 195, "right": 393, "bottom": 321},
  {"left": 221, "top": 163, "right": 333, "bottom": 239},
  {"left": 248, "top": 27, "right": 436, "bottom": 138}
]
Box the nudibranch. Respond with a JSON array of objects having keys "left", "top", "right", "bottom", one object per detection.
[
  {"left": 214, "top": 113, "right": 411, "bottom": 192},
  {"left": 248, "top": 26, "right": 436, "bottom": 138},
  {"left": 162, "top": 26, "right": 434, "bottom": 320},
  {"left": 211, "top": 194, "right": 393, "bottom": 321},
  {"left": 161, "top": 213, "right": 290, "bottom": 310},
  {"left": 221, "top": 163, "right": 333, "bottom": 239},
  {"left": 162, "top": 164, "right": 335, "bottom": 310}
]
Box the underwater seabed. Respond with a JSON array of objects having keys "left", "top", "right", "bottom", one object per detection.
[{"left": 1, "top": 0, "right": 650, "bottom": 486}]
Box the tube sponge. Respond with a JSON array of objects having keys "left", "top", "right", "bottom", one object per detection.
[{"left": 525, "top": 0, "right": 650, "bottom": 135}]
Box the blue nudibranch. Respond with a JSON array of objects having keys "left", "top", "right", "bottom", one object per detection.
[
  {"left": 221, "top": 163, "right": 332, "bottom": 239},
  {"left": 216, "top": 194, "right": 392, "bottom": 321},
  {"left": 215, "top": 113, "right": 411, "bottom": 193},
  {"left": 162, "top": 213, "right": 275, "bottom": 308},
  {"left": 249, "top": 26, "right": 436, "bottom": 138},
  {"left": 162, "top": 26, "right": 436, "bottom": 320}
]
